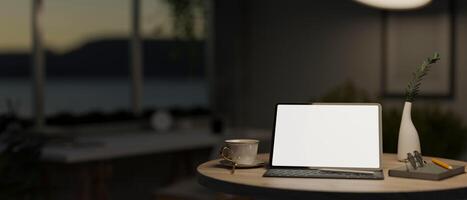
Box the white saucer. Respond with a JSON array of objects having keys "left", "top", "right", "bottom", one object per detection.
[{"left": 219, "top": 159, "right": 265, "bottom": 168}]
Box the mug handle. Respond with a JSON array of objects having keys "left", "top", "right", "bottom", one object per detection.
[
  {"left": 219, "top": 146, "right": 237, "bottom": 174},
  {"left": 219, "top": 146, "right": 235, "bottom": 163}
]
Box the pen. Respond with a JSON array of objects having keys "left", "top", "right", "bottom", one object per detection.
[
  {"left": 432, "top": 158, "right": 453, "bottom": 170},
  {"left": 407, "top": 153, "right": 417, "bottom": 169},
  {"left": 413, "top": 151, "right": 425, "bottom": 167}
]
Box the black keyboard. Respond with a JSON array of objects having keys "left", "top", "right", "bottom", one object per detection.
[{"left": 263, "top": 168, "right": 384, "bottom": 180}]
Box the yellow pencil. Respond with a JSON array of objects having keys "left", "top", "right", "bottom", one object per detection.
[{"left": 432, "top": 158, "right": 453, "bottom": 170}]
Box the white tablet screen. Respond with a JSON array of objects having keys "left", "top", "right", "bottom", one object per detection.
[{"left": 271, "top": 104, "right": 381, "bottom": 169}]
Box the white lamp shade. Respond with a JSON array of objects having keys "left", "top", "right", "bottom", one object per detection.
[{"left": 354, "top": 0, "right": 432, "bottom": 10}]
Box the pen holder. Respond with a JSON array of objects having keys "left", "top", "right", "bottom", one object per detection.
[{"left": 390, "top": 151, "right": 465, "bottom": 180}]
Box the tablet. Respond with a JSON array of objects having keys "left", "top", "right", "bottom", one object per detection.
[{"left": 270, "top": 103, "right": 382, "bottom": 170}]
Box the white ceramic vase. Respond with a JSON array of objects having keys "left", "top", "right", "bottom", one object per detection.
[{"left": 397, "top": 102, "right": 421, "bottom": 161}]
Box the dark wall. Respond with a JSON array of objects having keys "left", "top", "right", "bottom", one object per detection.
[
  {"left": 212, "top": 0, "right": 381, "bottom": 127},
  {"left": 212, "top": 0, "right": 467, "bottom": 129}
]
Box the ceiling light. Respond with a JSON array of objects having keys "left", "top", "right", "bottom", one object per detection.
[{"left": 354, "top": 0, "right": 432, "bottom": 10}]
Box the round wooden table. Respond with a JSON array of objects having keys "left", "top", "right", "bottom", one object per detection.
[{"left": 197, "top": 153, "right": 467, "bottom": 200}]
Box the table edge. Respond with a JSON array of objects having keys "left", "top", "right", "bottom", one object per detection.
[{"left": 197, "top": 153, "right": 467, "bottom": 196}]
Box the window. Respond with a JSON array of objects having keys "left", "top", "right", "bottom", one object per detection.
[
  {"left": 0, "top": 1, "right": 32, "bottom": 117},
  {"left": 0, "top": 0, "right": 209, "bottom": 120}
]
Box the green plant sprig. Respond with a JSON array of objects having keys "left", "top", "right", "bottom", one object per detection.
[{"left": 405, "top": 52, "right": 441, "bottom": 102}]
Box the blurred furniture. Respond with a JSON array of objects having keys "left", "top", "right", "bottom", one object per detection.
[
  {"left": 42, "top": 130, "right": 219, "bottom": 163},
  {"left": 41, "top": 129, "right": 221, "bottom": 200},
  {"left": 198, "top": 153, "right": 467, "bottom": 200}
]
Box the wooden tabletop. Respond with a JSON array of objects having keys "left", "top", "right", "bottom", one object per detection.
[{"left": 197, "top": 153, "right": 467, "bottom": 199}]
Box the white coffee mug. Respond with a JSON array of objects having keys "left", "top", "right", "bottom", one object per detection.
[{"left": 220, "top": 139, "right": 259, "bottom": 165}]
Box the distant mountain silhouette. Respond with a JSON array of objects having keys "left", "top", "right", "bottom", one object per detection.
[{"left": 0, "top": 38, "right": 205, "bottom": 78}]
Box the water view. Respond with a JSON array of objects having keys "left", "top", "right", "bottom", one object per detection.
[{"left": 0, "top": 78, "right": 208, "bottom": 117}]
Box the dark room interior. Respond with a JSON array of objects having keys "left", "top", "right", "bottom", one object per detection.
[{"left": 1, "top": 0, "right": 467, "bottom": 199}]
